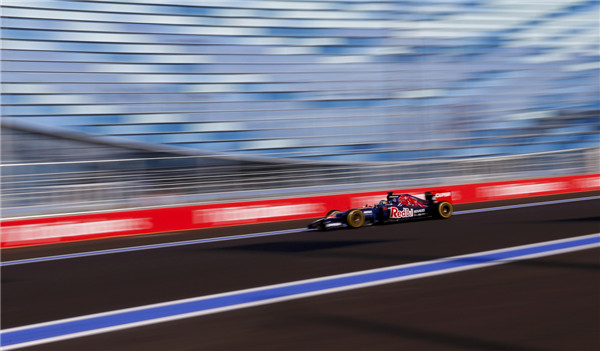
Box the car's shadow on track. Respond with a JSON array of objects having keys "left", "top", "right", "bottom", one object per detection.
[
  {"left": 211, "top": 239, "right": 400, "bottom": 253},
  {"left": 547, "top": 216, "right": 600, "bottom": 223}
]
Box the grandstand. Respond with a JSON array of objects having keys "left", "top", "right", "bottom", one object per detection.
[{"left": 1, "top": 0, "right": 598, "bottom": 217}]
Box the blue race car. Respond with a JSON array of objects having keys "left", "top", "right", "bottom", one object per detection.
[{"left": 308, "top": 191, "right": 453, "bottom": 230}]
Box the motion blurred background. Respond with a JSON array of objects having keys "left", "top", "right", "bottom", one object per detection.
[{"left": 1, "top": 0, "right": 598, "bottom": 219}]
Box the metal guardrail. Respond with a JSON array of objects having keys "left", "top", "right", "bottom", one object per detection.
[{"left": 2, "top": 147, "right": 597, "bottom": 220}]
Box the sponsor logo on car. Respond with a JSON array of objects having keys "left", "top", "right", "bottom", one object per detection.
[
  {"left": 434, "top": 192, "right": 452, "bottom": 199},
  {"left": 390, "top": 207, "right": 414, "bottom": 219}
]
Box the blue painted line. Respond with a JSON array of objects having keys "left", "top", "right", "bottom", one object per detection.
[{"left": 2, "top": 233, "right": 598, "bottom": 349}]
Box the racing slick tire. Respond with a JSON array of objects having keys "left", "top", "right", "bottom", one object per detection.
[
  {"left": 435, "top": 201, "right": 453, "bottom": 219},
  {"left": 326, "top": 210, "right": 341, "bottom": 217},
  {"left": 346, "top": 209, "right": 366, "bottom": 228}
]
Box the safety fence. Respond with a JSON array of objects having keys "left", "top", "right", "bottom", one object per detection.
[{"left": 2, "top": 147, "right": 598, "bottom": 220}]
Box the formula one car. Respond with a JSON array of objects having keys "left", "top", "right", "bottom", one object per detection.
[{"left": 308, "top": 191, "right": 453, "bottom": 230}]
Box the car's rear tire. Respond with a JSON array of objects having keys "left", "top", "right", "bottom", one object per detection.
[
  {"left": 346, "top": 209, "right": 366, "bottom": 228},
  {"left": 436, "top": 201, "right": 453, "bottom": 219}
]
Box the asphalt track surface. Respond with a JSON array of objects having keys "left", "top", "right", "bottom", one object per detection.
[{"left": 2, "top": 192, "right": 599, "bottom": 350}]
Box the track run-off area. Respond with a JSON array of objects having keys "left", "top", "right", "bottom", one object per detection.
[{"left": 1, "top": 193, "right": 599, "bottom": 350}]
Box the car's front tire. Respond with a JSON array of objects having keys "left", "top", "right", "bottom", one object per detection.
[
  {"left": 346, "top": 209, "right": 366, "bottom": 228},
  {"left": 326, "top": 209, "right": 341, "bottom": 217}
]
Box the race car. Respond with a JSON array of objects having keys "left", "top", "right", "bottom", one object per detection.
[{"left": 308, "top": 191, "right": 453, "bottom": 230}]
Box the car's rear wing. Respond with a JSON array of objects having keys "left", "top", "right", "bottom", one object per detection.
[{"left": 425, "top": 191, "right": 453, "bottom": 203}]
